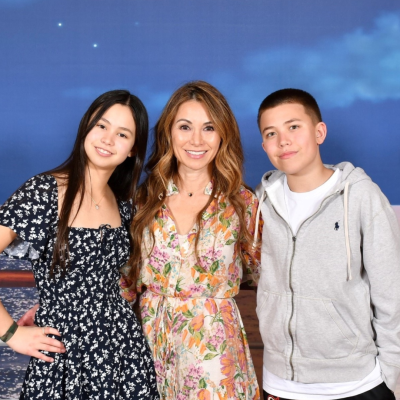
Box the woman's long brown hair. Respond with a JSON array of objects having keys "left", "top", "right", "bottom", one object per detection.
[{"left": 128, "top": 81, "right": 255, "bottom": 287}]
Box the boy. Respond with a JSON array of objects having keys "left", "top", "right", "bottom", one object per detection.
[{"left": 255, "top": 89, "right": 400, "bottom": 400}]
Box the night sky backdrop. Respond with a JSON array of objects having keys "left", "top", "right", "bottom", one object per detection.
[
  {"left": 1, "top": 1, "right": 400, "bottom": 398},
  {"left": 1, "top": 0, "right": 399, "bottom": 205}
]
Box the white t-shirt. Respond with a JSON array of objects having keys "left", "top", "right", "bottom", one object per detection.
[
  {"left": 283, "top": 168, "right": 341, "bottom": 235},
  {"left": 263, "top": 169, "right": 383, "bottom": 399}
]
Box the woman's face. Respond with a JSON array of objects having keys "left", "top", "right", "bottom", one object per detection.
[
  {"left": 84, "top": 104, "right": 136, "bottom": 171},
  {"left": 171, "top": 100, "right": 221, "bottom": 175}
]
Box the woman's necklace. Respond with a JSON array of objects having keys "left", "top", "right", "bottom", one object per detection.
[{"left": 180, "top": 184, "right": 207, "bottom": 198}]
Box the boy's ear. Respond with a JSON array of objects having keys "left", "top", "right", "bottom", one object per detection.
[{"left": 315, "top": 122, "right": 327, "bottom": 145}]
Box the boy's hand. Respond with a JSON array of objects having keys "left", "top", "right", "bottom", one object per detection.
[
  {"left": 6, "top": 325, "right": 66, "bottom": 363},
  {"left": 17, "top": 304, "right": 39, "bottom": 326}
]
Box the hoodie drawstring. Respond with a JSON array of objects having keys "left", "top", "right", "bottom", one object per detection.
[
  {"left": 253, "top": 191, "right": 267, "bottom": 247},
  {"left": 343, "top": 181, "right": 352, "bottom": 281}
]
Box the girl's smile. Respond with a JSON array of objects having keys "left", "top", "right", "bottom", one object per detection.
[{"left": 84, "top": 103, "right": 136, "bottom": 170}]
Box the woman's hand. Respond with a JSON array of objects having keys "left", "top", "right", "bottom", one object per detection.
[
  {"left": 119, "top": 274, "right": 137, "bottom": 304},
  {"left": 6, "top": 325, "right": 66, "bottom": 363},
  {"left": 17, "top": 304, "right": 39, "bottom": 326}
]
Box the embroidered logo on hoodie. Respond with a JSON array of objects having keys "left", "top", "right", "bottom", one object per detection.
[{"left": 334, "top": 221, "right": 340, "bottom": 231}]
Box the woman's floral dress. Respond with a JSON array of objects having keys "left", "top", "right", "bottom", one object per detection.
[{"left": 121, "top": 181, "right": 261, "bottom": 400}]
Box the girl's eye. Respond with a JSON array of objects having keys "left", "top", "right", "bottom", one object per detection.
[
  {"left": 289, "top": 125, "right": 299, "bottom": 130},
  {"left": 97, "top": 124, "right": 106, "bottom": 130},
  {"left": 117, "top": 132, "right": 128, "bottom": 138}
]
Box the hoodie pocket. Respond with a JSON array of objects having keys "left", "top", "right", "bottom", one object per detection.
[
  {"left": 257, "top": 290, "right": 288, "bottom": 354},
  {"left": 296, "top": 297, "right": 358, "bottom": 359}
]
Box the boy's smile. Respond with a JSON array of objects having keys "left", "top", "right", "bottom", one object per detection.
[
  {"left": 279, "top": 151, "right": 298, "bottom": 160},
  {"left": 259, "top": 103, "right": 327, "bottom": 184}
]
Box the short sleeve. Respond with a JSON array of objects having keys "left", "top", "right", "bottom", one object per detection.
[
  {"left": 240, "top": 188, "right": 262, "bottom": 286},
  {"left": 118, "top": 199, "right": 133, "bottom": 230},
  {"left": 0, "top": 174, "right": 57, "bottom": 260}
]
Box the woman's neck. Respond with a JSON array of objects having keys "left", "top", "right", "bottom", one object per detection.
[{"left": 176, "top": 166, "right": 211, "bottom": 194}]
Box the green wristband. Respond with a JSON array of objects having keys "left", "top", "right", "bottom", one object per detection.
[{"left": 0, "top": 321, "right": 18, "bottom": 343}]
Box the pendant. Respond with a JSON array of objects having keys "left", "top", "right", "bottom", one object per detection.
[
  {"left": 188, "top": 193, "right": 193, "bottom": 197},
  {"left": 95, "top": 205, "right": 99, "bottom": 210}
]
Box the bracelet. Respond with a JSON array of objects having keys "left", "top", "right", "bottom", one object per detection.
[{"left": 0, "top": 321, "right": 18, "bottom": 343}]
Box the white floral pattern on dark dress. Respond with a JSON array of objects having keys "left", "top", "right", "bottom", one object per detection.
[{"left": 0, "top": 174, "right": 159, "bottom": 400}]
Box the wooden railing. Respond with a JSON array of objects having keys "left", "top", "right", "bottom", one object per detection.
[
  {"left": 0, "top": 270, "right": 35, "bottom": 287},
  {"left": 0, "top": 271, "right": 257, "bottom": 290}
]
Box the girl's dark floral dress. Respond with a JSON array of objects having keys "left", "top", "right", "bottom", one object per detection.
[{"left": 0, "top": 174, "right": 159, "bottom": 400}]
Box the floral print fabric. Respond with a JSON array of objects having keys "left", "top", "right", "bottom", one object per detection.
[
  {"left": 122, "top": 182, "right": 261, "bottom": 400},
  {"left": 0, "top": 175, "right": 159, "bottom": 400}
]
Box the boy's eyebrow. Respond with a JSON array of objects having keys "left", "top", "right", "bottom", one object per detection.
[
  {"left": 262, "top": 118, "right": 302, "bottom": 134},
  {"left": 284, "top": 118, "right": 302, "bottom": 125},
  {"left": 99, "top": 117, "right": 133, "bottom": 134}
]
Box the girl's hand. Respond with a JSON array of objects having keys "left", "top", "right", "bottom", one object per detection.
[
  {"left": 17, "top": 304, "right": 39, "bottom": 326},
  {"left": 6, "top": 325, "right": 66, "bottom": 363}
]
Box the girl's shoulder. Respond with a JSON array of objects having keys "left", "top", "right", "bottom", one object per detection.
[
  {"left": 118, "top": 198, "right": 134, "bottom": 224},
  {"left": 0, "top": 174, "right": 59, "bottom": 260},
  {"left": 3, "top": 173, "right": 58, "bottom": 206},
  {"left": 22, "top": 173, "right": 58, "bottom": 189}
]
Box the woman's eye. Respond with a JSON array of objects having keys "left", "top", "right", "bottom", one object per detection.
[
  {"left": 97, "top": 124, "right": 106, "bottom": 130},
  {"left": 179, "top": 124, "right": 190, "bottom": 131},
  {"left": 204, "top": 125, "right": 215, "bottom": 131}
]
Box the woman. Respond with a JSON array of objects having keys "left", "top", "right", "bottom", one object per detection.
[
  {"left": 0, "top": 90, "right": 159, "bottom": 399},
  {"left": 122, "top": 81, "right": 261, "bottom": 400}
]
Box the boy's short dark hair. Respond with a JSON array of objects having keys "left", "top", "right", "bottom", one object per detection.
[{"left": 257, "top": 88, "right": 322, "bottom": 127}]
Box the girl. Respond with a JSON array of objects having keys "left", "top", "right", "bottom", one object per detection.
[
  {"left": 0, "top": 90, "right": 159, "bottom": 399},
  {"left": 121, "top": 81, "right": 261, "bottom": 400}
]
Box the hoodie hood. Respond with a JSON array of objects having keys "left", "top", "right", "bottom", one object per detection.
[
  {"left": 254, "top": 162, "right": 373, "bottom": 281},
  {"left": 258, "top": 162, "right": 371, "bottom": 195}
]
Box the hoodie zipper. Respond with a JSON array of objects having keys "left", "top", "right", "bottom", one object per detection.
[
  {"left": 269, "top": 189, "right": 341, "bottom": 380},
  {"left": 269, "top": 202, "right": 297, "bottom": 378}
]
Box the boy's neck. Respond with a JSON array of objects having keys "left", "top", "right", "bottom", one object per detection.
[{"left": 286, "top": 165, "right": 334, "bottom": 193}]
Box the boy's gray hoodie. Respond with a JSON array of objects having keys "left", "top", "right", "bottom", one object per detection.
[{"left": 255, "top": 161, "right": 400, "bottom": 392}]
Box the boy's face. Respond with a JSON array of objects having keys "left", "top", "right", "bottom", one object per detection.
[{"left": 259, "top": 103, "right": 327, "bottom": 177}]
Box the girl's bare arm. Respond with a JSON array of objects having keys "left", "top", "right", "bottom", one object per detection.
[{"left": 0, "top": 225, "right": 65, "bottom": 362}]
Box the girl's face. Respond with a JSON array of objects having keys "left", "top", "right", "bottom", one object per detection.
[
  {"left": 171, "top": 100, "right": 221, "bottom": 175},
  {"left": 84, "top": 104, "right": 136, "bottom": 171}
]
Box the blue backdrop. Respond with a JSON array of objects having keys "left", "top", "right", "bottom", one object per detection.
[
  {"left": 1, "top": 0, "right": 400, "bottom": 204},
  {"left": 1, "top": 2, "right": 400, "bottom": 398}
]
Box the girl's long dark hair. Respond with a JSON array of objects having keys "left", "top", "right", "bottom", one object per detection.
[{"left": 46, "top": 90, "right": 148, "bottom": 277}]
